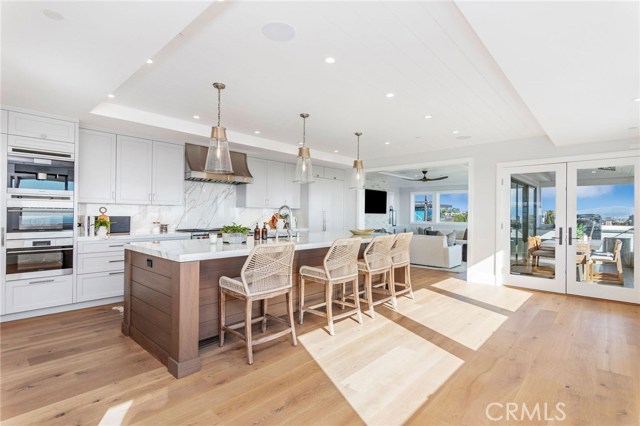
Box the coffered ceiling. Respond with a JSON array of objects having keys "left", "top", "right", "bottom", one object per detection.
[{"left": 1, "top": 1, "right": 638, "bottom": 166}]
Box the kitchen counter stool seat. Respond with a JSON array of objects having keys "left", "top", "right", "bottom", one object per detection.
[
  {"left": 299, "top": 238, "right": 363, "bottom": 336},
  {"left": 219, "top": 242, "right": 296, "bottom": 365},
  {"left": 358, "top": 234, "right": 396, "bottom": 319}
]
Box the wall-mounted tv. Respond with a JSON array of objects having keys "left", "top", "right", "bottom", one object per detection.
[{"left": 365, "top": 189, "right": 387, "bottom": 214}]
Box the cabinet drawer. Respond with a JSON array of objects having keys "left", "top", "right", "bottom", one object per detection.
[
  {"left": 8, "top": 111, "right": 75, "bottom": 143},
  {"left": 5, "top": 275, "right": 73, "bottom": 314},
  {"left": 76, "top": 272, "right": 124, "bottom": 302},
  {"left": 77, "top": 253, "right": 124, "bottom": 274},
  {"left": 78, "top": 241, "right": 127, "bottom": 254}
]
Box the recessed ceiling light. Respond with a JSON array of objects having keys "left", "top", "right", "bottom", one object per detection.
[
  {"left": 146, "top": 59, "right": 154, "bottom": 64},
  {"left": 384, "top": 141, "right": 391, "bottom": 145},
  {"left": 42, "top": 9, "right": 64, "bottom": 21},
  {"left": 333, "top": 149, "right": 339, "bottom": 153},
  {"left": 262, "top": 22, "right": 296, "bottom": 42},
  {"left": 254, "top": 130, "right": 261, "bottom": 134},
  {"left": 107, "top": 94, "right": 115, "bottom": 98},
  {"left": 193, "top": 115, "right": 200, "bottom": 119},
  {"left": 452, "top": 130, "right": 460, "bottom": 134},
  {"left": 634, "top": 97, "right": 640, "bottom": 102},
  {"left": 385, "top": 93, "right": 395, "bottom": 98},
  {"left": 298, "top": 142, "right": 303, "bottom": 146},
  {"left": 424, "top": 115, "right": 432, "bottom": 119},
  {"left": 325, "top": 57, "right": 335, "bottom": 64}
]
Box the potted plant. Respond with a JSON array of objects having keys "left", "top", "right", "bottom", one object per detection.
[
  {"left": 220, "top": 223, "right": 251, "bottom": 244},
  {"left": 95, "top": 217, "right": 110, "bottom": 237},
  {"left": 576, "top": 223, "right": 586, "bottom": 240}
]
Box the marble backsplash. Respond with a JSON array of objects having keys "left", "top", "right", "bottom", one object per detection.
[{"left": 79, "top": 181, "right": 287, "bottom": 234}]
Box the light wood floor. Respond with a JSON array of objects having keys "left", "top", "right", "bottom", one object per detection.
[{"left": 1, "top": 268, "right": 638, "bottom": 425}]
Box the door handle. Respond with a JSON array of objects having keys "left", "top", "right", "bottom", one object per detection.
[
  {"left": 1, "top": 227, "right": 4, "bottom": 247},
  {"left": 558, "top": 227, "right": 563, "bottom": 245},
  {"left": 568, "top": 227, "right": 573, "bottom": 245}
]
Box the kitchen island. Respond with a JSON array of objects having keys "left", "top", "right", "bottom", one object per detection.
[{"left": 121, "top": 232, "right": 371, "bottom": 378}]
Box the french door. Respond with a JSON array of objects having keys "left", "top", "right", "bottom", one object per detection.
[{"left": 500, "top": 157, "right": 639, "bottom": 303}]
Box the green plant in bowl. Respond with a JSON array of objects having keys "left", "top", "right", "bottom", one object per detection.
[
  {"left": 220, "top": 223, "right": 251, "bottom": 235},
  {"left": 95, "top": 217, "right": 111, "bottom": 232}
]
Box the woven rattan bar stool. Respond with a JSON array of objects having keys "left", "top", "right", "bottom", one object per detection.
[
  {"left": 358, "top": 234, "right": 395, "bottom": 319},
  {"left": 390, "top": 232, "right": 414, "bottom": 299},
  {"left": 219, "top": 242, "right": 296, "bottom": 365},
  {"left": 299, "top": 238, "right": 363, "bottom": 336}
]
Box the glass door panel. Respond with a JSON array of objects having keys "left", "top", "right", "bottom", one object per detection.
[
  {"left": 501, "top": 164, "right": 566, "bottom": 293},
  {"left": 567, "top": 158, "right": 639, "bottom": 303}
]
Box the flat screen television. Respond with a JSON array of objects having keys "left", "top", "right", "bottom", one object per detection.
[{"left": 365, "top": 189, "right": 387, "bottom": 214}]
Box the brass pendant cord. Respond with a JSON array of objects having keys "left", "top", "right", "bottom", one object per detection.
[
  {"left": 302, "top": 115, "right": 306, "bottom": 147},
  {"left": 216, "top": 86, "right": 221, "bottom": 128},
  {"left": 355, "top": 132, "right": 362, "bottom": 160}
]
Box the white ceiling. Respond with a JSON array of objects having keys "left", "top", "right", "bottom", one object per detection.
[{"left": 1, "top": 1, "right": 638, "bottom": 166}]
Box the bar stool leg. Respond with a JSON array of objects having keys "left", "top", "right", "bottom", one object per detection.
[
  {"left": 353, "top": 278, "right": 363, "bottom": 324},
  {"left": 299, "top": 277, "right": 305, "bottom": 325},
  {"left": 406, "top": 265, "right": 414, "bottom": 299},
  {"left": 366, "top": 273, "right": 375, "bottom": 319},
  {"left": 261, "top": 299, "right": 268, "bottom": 333},
  {"left": 389, "top": 268, "right": 398, "bottom": 310},
  {"left": 245, "top": 299, "right": 253, "bottom": 365},
  {"left": 219, "top": 290, "right": 226, "bottom": 347},
  {"left": 326, "top": 283, "right": 335, "bottom": 336},
  {"left": 340, "top": 283, "right": 346, "bottom": 310},
  {"left": 286, "top": 291, "right": 297, "bottom": 346}
]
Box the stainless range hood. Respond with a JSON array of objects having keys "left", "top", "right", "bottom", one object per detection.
[{"left": 184, "top": 143, "right": 253, "bottom": 184}]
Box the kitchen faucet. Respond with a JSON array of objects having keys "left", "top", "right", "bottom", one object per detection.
[{"left": 277, "top": 205, "right": 293, "bottom": 239}]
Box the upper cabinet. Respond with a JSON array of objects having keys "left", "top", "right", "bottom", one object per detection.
[
  {"left": 78, "top": 131, "right": 183, "bottom": 206},
  {"left": 8, "top": 111, "right": 75, "bottom": 143},
  {"left": 237, "top": 158, "right": 300, "bottom": 209},
  {"left": 116, "top": 136, "right": 153, "bottom": 204},
  {"left": 152, "top": 141, "right": 184, "bottom": 205},
  {"left": 78, "top": 129, "right": 117, "bottom": 203},
  {"left": 313, "top": 166, "right": 345, "bottom": 181}
]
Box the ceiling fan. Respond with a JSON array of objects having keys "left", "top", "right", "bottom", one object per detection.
[{"left": 402, "top": 170, "right": 448, "bottom": 182}]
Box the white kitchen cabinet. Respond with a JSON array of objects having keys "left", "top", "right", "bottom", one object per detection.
[
  {"left": 116, "top": 135, "right": 153, "bottom": 204},
  {"left": 324, "top": 167, "right": 345, "bottom": 181},
  {"left": 76, "top": 272, "right": 125, "bottom": 302},
  {"left": 238, "top": 157, "right": 297, "bottom": 209},
  {"left": 77, "top": 252, "right": 125, "bottom": 274},
  {"left": 7, "top": 111, "right": 75, "bottom": 143},
  {"left": 152, "top": 141, "right": 184, "bottom": 205},
  {"left": 308, "top": 179, "right": 344, "bottom": 232},
  {"left": 1, "top": 110, "right": 7, "bottom": 134},
  {"left": 78, "top": 129, "right": 117, "bottom": 203},
  {"left": 5, "top": 275, "right": 73, "bottom": 314},
  {"left": 283, "top": 163, "right": 300, "bottom": 209},
  {"left": 312, "top": 166, "right": 325, "bottom": 180}
]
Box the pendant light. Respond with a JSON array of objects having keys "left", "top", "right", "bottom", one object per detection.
[
  {"left": 293, "top": 113, "right": 314, "bottom": 184},
  {"left": 204, "top": 82, "right": 233, "bottom": 173},
  {"left": 349, "top": 132, "right": 365, "bottom": 189}
]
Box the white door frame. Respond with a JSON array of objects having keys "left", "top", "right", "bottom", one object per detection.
[{"left": 498, "top": 163, "right": 567, "bottom": 294}]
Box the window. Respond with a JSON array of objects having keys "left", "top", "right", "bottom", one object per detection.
[
  {"left": 411, "top": 191, "right": 469, "bottom": 224},
  {"left": 439, "top": 193, "right": 469, "bottom": 223},
  {"left": 412, "top": 193, "right": 433, "bottom": 222}
]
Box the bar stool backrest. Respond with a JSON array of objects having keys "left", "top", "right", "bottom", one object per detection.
[
  {"left": 363, "top": 234, "right": 394, "bottom": 271},
  {"left": 324, "top": 238, "right": 362, "bottom": 280},
  {"left": 390, "top": 232, "right": 413, "bottom": 265},
  {"left": 241, "top": 242, "right": 295, "bottom": 295}
]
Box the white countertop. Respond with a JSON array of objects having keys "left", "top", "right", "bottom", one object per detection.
[
  {"left": 125, "top": 232, "right": 374, "bottom": 263},
  {"left": 77, "top": 232, "right": 191, "bottom": 242}
]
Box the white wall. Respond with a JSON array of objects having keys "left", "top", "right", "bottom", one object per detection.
[{"left": 367, "top": 136, "right": 639, "bottom": 284}]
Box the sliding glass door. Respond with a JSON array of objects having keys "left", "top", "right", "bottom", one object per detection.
[
  {"left": 500, "top": 163, "right": 567, "bottom": 293},
  {"left": 500, "top": 157, "right": 639, "bottom": 303}
]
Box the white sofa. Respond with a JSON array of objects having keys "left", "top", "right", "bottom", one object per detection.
[{"left": 410, "top": 234, "right": 463, "bottom": 269}]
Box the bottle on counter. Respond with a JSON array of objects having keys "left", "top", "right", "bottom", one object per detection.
[
  {"left": 254, "top": 223, "right": 261, "bottom": 241},
  {"left": 261, "top": 222, "right": 268, "bottom": 240}
]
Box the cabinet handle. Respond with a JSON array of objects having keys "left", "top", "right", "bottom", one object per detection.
[
  {"left": 109, "top": 259, "right": 125, "bottom": 263},
  {"left": 149, "top": 193, "right": 152, "bottom": 201},
  {"left": 109, "top": 271, "right": 124, "bottom": 275},
  {"left": 322, "top": 211, "right": 327, "bottom": 231},
  {"left": 152, "top": 193, "right": 156, "bottom": 201},
  {"left": 108, "top": 244, "right": 125, "bottom": 247},
  {"left": 29, "top": 279, "right": 55, "bottom": 285},
  {"left": 1, "top": 227, "right": 4, "bottom": 247}
]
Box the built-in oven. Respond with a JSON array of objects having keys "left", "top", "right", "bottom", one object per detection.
[
  {"left": 6, "top": 202, "right": 74, "bottom": 240},
  {"left": 5, "top": 238, "right": 74, "bottom": 281}
]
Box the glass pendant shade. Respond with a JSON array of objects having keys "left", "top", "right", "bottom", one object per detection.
[
  {"left": 349, "top": 159, "right": 365, "bottom": 189},
  {"left": 204, "top": 126, "right": 233, "bottom": 173},
  {"left": 293, "top": 113, "right": 315, "bottom": 184},
  {"left": 294, "top": 147, "right": 314, "bottom": 184}
]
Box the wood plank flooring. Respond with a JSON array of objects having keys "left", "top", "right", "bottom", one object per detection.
[{"left": 1, "top": 267, "right": 638, "bottom": 425}]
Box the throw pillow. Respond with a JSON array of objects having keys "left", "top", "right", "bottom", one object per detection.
[
  {"left": 417, "top": 227, "right": 424, "bottom": 235},
  {"left": 446, "top": 231, "right": 456, "bottom": 246}
]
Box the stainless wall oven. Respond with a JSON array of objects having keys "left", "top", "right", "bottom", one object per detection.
[
  {"left": 6, "top": 237, "right": 73, "bottom": 280},
  {"left": 6, "top": 202, "right": 74, "bottom": 239}
]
